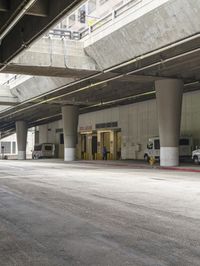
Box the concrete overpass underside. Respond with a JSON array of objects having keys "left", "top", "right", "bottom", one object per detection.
[
  {"left": 1, "top": 34, "right": 200, "bottom": 134},
  {"left": 0, "top": 0, "right": 82, "bottom": 69}
]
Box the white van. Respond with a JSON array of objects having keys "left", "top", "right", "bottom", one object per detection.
[
  {"left": 192, "top": 148, "right": 200, "bottom": 164},
  {"left": 144, "top": 136, "right": 193, "bottom": 162},
  {"left": 32, "top": 143, "right": 56, "bottom": 159}
]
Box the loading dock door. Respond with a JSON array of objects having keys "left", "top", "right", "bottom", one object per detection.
[
  {"left": 81, "top": 135, "right": 87, "bottom": 159},
  {"left": 92, "top": 136, "right": 97, "bottom": 160},
  {"left": 116, "top": 131, "right": 121, "bottom": 160}
]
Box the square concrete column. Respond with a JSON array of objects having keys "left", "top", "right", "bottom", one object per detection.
[
  {"left": 16, "top": 121, "right": 27, "bottom": 160},
  {"left": 61, "top": 105, "right": 79, "bottom": 161},
  {"left": 155, "top": 79, "right": 183, "bottom": 167}
]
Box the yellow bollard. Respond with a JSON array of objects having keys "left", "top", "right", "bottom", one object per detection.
[{"left": 149, "top": 156, "right": 156, "bottom": 166}]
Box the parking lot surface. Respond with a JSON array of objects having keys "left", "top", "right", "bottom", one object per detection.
[{"left": 0, "top": 159, "right": 200, "bottom": 265}]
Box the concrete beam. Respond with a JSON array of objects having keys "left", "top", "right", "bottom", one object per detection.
[
  {"left": 84, "top": 0, "right": 200, "bottom": 70},
  {"left": 0, "top": 0, "right": 48, "bottom": 15},
  {"left": 11, "top": 76, "right": 76, "bottom": 102},
  {"left": 3, "top": 38, "right": 98, "bottom": 76},
  {"left": 0, "top": 0, "right": 82, "bottom": 65}
]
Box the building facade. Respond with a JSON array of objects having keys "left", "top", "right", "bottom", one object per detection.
[
  {"left": 0, "top": 129, "right": 35, "bottom": 159},
  {"left": 56, "top": 0, "right": 130, "bottom": 32},
  {"left": 38, "top": 90, "right": 200, "bottom": 161}
]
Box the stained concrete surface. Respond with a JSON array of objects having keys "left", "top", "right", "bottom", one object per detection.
[{"left": 0, "top": 160, "right": 200, "bottom": 266}]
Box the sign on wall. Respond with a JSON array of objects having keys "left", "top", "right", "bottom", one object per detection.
[
  {"left": 79, "top": 126, "right": 92, "bottom": 132},
  {"left": 96, "top": 122, "right": 118, "bottom": 129}
]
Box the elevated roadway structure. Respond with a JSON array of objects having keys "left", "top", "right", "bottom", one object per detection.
[{"left": 0, "top": 0, "right": 200, "bottom": 165}]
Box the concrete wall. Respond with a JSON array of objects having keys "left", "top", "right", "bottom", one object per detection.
[
  {"left": 182, "top": 91, "right": 200, "bottom": 146},
  {"left": 79, "top": 100, "right": 158, "bottom": 159},
  {"left": 39, "top": 90, "right": 200, "bottom": 160},
  {"left": 38, "top": 120, "right": 64, "bottom": 158},
  {"left": 78, "top": 90, "right": 200, "bottom": 159}
]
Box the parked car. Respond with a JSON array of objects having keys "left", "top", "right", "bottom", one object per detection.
[
  {"left": 144, "top": 136, "right": 193, "bottom": 162},
  {"left": 32, "top": 143, "right": 55, "bottom": 159},
  {"left": 192, "top": 148, "right": 200, "bottom": 164}
]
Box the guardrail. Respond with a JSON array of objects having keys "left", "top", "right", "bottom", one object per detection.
[
  {"left": 47, "top": 28, "right": 80, "bottom": 40},
  {"left": 3, "top": 75, "right": 19, "bottom": 85},
  {"left": 3, "top": 74, "right": 30, "bottom": 87},
  {"left": 47, "top": 0, "right": 143, "bottom": 40},
  {"left": 81, "top": 0, "right": 142, "bottom": 38}
]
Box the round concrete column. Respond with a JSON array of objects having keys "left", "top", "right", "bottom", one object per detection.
[
  {"left": 155, "top": 79, "right": 183, "bottom": 167},
  {"left": 61, "top": 105, "right": 79, "bottom": 161},
  {"left": 16, "top": 121, "right": 27, "bottom": 160}
]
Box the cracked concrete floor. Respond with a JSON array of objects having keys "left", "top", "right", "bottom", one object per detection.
[{"left": 0, "top": 159, "right": 200, "bottom": 266}]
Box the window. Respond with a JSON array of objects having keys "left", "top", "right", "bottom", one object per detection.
[
  {"left": 60, "top": 134, "right": 64, "bottom": 145},
  {"left": 34, "top": 145, "right": 42, "bottom": 151},
  {"left": 45, "top": 145, "right": 52, "bottom": 151},
  {"left": 179, "top": 139, "right": 189, "bottom": 145},
  {"left": 56, "top": 128, "right": 63, "bottom": 133},
  {"left": 147, "top": 142, "right": 153, "bottom": 149},
  {"left": 96, "top": 121, "right": 118, "bottom": 129},
  {"left": 68, "top": 13, "right": 76, "bottom": 28},
  {"left": 78, "top": 5, "right": 86, "bottom": 23},
  {"left": 61, "top": 19, "right": 67, "bottom": 28},
  {"left": 154, "top": 139, "right": 160, "bottom": 150},
  {"left": 88, "top": 0, "right": 96, "bottom": 14},
  {"left": 1, "top": 142, "right": 11, "bottom": 154}
]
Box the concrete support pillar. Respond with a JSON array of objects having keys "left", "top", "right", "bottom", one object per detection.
[
  {"left": 61, "top": 105, "right": 79, "bottom": 161},
  {"left": 155, "top": 79, "right": 183, "bottom": 167},
  {"left": 16, "top": 121, "right": 27, "bottom": 160}
]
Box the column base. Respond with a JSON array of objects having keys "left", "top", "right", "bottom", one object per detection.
[
  {"left": 64, "top": 148, "right": 76, "bottom": 161},
  {"left": 18, "top": 151, "right": 26, "bottom": 160},
  {"left": 160, "top": 147, "right": 179, "bottom": 167}
]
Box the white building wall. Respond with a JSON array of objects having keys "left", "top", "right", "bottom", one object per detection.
[
  {"left": 79, "top": 99, "right": 158, "bottom": 159},
  {"left": 0, "top": 129, "right": 35, "bottom": 158},
  {"left": 38, "top": 120, "right": 64, "bottom": 158},
  {"left": 39, "top": 120, "right": 63, "bottom": 144},
  {"left": 118, "top": 100, "right": 158, "bottom": 159},
  {"left": 40, "top": 90, "right": 200, "bottom": 160},
  {"left": 181, "top": 91, "right": 200, "bottom": 147},
  {"left": 79, "top": 106, "right": 119, "bottom": 130}
]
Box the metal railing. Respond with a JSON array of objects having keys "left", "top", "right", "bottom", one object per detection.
[
  {"left": 3, "top": 75, "right": 19, "bottom": 86},
  {"left": 46, "top": 0, "right": 143, "bottom": 40},
  {"left": 3, "top": 74, "right": 31, "bottom": 88},
  {"left": 47, "top": 28, "right": 80, "bottom": 40},
  {"left": 81, "top": 0, "right": 142, "bottom": 38}
]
